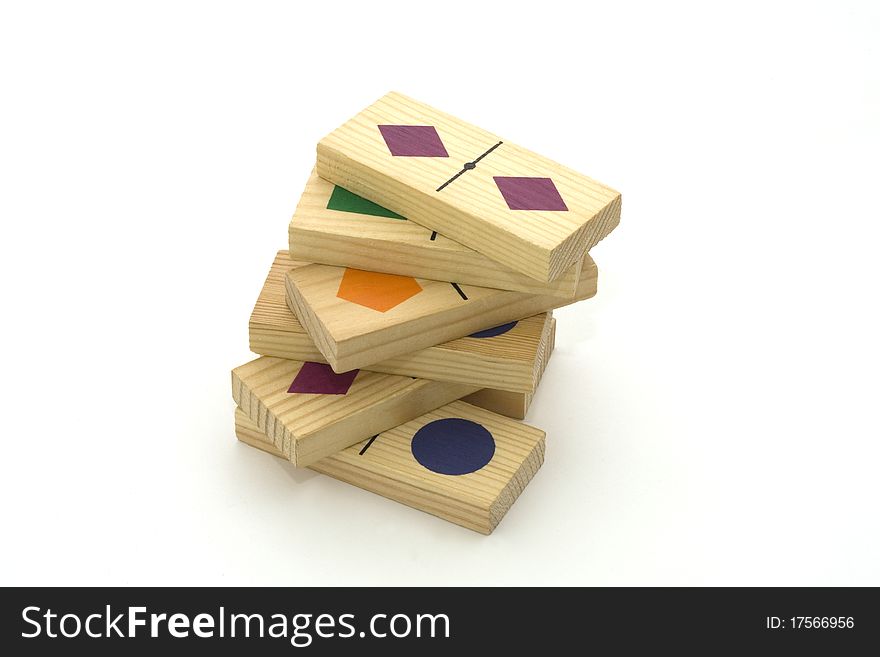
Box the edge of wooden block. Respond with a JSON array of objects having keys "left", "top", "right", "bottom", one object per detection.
[
  {"left": 284, "top": 255, "right": 596, "bottom": 373},
  {"left": 293, "top": 377, "right": 479, "bottom": 465},
  {"left": 232, "top": 358, "right": 479, "bottom": 467},
  {"left": 232, "top": 408, "right": 498, "bottom": 534},
  {"left": 233, "top": 401, "right": 545, "bottom": 535},
  {"left": 488, "top": 435, "right": 546, "bottom": 531},
  {"left": 546, "top": 193, "right": 621, "bottom": 281},
  {"left": 249, "top": 327, "right": 324, "bottom": 362},
  {"left": 287, "top": 169, "right": 583, "bottom": 298},
  {"left": 289, "top": 221, "right": 581, "bottom": 299},
  {"left": 317, "top": 148, "right": 559, "bottom": 284},
  {"left": 249, "top": 252, "right": 552, "bottom": 392},
  {"left": 231, "top": 363, "right": 294, "bottom": 457},
  {"left": 316, "top": 92, "right": 621, "bottom": 283},
  {"left": 234, "top": 408, "right": 284, "bottom": 458},
  {"left": 283, "top": 271, "right": 342, "bottom": 369},
  {"left": 459, "top": 312, "right": 556, "bottom": 419}
]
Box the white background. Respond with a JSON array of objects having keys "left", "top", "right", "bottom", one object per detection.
[{"left": 1, "top": 1, "right": 878, "bottom": 586}]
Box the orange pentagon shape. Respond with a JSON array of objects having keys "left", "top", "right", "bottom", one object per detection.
[{"left": 336, "top": 268, "right": 422, "bottom": 312}]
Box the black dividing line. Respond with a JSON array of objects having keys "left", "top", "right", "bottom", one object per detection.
[
  {"left": 451, "top": 283, "right": 468, "bottom": 300},
  {"left": 435, "top": 141, "right": 503, "bottom": 192},
  {"left": 472, "top": 140, "right": 503, "bottom": 164},
  {"left": 435, "top": 169, "right": 467, "bottom": 193},
  {"left": 430, "top": 231, "right": 437, "bottom": 241},
  {"left": 359, "top": 435, "right": 378, "bottom": 455}
]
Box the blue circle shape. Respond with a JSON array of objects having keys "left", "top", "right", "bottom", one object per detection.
[
  {"left": 410, "top": 418, "right": 495, "bottom": 475},
  {"left": 468, "top": 321, "right": 518, "bottom": 339}
]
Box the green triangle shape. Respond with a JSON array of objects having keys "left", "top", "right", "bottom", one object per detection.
[{"left": 326, "top": 186, "right": 405, "bottom": 220}]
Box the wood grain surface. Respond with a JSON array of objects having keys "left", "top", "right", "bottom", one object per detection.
[
  {"left": 317, "top": 91, "right": 620, "bottom": 282},
  {"left": 232, "top": 356, "right": 476, "bottom": 467},
  {"left": 285, "top": 252, "right": 596, "bottom": 372},
  {"left": 463, "top": 317, "right": 556, "bottom": 420},
  {"left": 289, "top": 169, "right": 581, "bottom": 297},
  {"left": 250, "top": 251, "right": 560, "bottom": 393},
  {"left": 234, "top": 400, "right": 545, "bottom": 534}
]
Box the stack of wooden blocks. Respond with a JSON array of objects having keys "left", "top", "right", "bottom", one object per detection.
[{"left": 232, "top": 92, "right": 621, "bottom": 534}]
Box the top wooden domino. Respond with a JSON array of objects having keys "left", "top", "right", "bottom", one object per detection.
[{"left": 317, "top": 91, "right": 621, "bottom": 283}]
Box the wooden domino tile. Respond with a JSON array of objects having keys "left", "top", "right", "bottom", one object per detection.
[
  {"left": 234, "top": 400, "right": 546, "bottom": 534},
  {"left": 285, "top": 253, "right": 596, "bottom": 372},
  {"left": 317, "top": 91, "right": 621, "bottom": 282},
  {"left": 250, "top": 251, "right": 561, "bottom": 394},
  {"left": 289, "top": 169, "right": 581, "bottom": 297},
  {"left": 232, "top": 356, "right": 477, "bottom": 467},
  {"left": 463, "top": 317, "right": 556, "bottom": 420}
]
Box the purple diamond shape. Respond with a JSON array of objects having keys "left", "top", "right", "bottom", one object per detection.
[
  {"left": 493, "top": 176, "right": 568, "bottom": 211},
  {"left": 288, "top": 362, "right": 359, "bottom": 395},
  {"left": 378, "top": 125, "right": 449, "bottom": 157}
]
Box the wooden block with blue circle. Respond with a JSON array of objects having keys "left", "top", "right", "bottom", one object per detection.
[
  {"left": 316, "top": 91, "right": 621, "bottom": 283},
  {"left": 462, "top": 317, "right": 557, "bottom": 420},
  {"left": 251, "top": 251, "right": 561, "bottom": 398},
  {"left": 284, "top": 252, "right": 596, "bottom": 373},
  {"left": 234, "top": 400, "right": 545, "bottom": 534},
  {"left": 232, "top": 356, "right": 477, "bottom": 467},
  {"left": 289, "top": 169, "right": 581, "bottom": 298}
]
